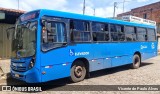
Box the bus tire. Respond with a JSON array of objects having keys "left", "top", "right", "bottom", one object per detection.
[
  {"left": 70, "top": 60, "right": 86, "bottom": 82},
  {"left": 131, "top": 54, "right": 141, "bottom": 69}
]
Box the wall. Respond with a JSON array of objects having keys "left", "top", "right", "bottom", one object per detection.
[{"left": 0, "top": 24, "right": 13, "bottom": 59}]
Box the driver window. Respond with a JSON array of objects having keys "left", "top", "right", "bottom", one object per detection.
[{"left": 42, "top": 21, "right": 67, "bottom": 51}]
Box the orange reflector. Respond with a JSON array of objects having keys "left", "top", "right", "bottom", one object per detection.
[{"left": 42, "top": 71, "right": 46, "bottom": 74}]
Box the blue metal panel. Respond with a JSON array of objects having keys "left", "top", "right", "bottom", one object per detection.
[
  {"left": 41, "top": 63, "right": 72, "bottom": 82},
  {"left": 11, "top": 67, "right": 41, "bottom": 83},
  {"left": 103, "top": 58, "right": 112, "bottom": 69},
  {"left": 40, "top": 44, "right": 93, "bottom": 82},
  {"left": 90, "top": 59, "right": 103, "bottom": 71},
  {"left": 111, "top": 55, "right": 132, "bottom": 67},
  {"left": 10, "top": 41, "right": 158, "bottom": 83}
]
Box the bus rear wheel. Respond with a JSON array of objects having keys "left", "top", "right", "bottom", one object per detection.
[
  {"left": 70, "top": 60, "right": 86, "bottom": 82},
  {"left": 131, "top": 54, "right": 141, "bottom": 69}
]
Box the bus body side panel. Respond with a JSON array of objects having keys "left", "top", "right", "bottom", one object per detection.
[
  {"left": 107, "top": 43, "right": 133, "bottom": 67},
  {"left": 89, "top": 42, "right": 133, "bottom": 70},
  {"left": 110, "top": 42, "right": 157, "bottom": 67},
  {"left": 89, "top": 43, "right": 111, "bottom": 71},
  {"left": 89, "top": 41, "right": 157, "bottom": 70},
  {"left": 140, "top": 42, "right": 158, "bottom": 60},
  {"left": 40, "top": 44, "right": 93, "bottom": 82},
  {"left": 39, "top": 41, "right": 158, "bottom": 82}
]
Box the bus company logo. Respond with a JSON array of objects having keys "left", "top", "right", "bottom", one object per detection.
[
  {"left": 151, "top": 43, "right": 155, "bottom": 49},
  {"left": 69, "top": 49, "right": 75, "bottom": 56},
  {"left": 141, "top": 45, "right": 147, "bottom": 49},
  {"left": 75, "top": 52, "right": 89, "bottom": 56},
  {"left": 69, "top": 49, "right": 90, "bottom": 56}
]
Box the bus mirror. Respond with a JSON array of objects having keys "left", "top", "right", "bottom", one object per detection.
[{"left": 6, "top": 27, "right": 15, "bottom": 40}]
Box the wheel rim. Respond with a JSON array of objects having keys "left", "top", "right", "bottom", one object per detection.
[{"left": 74, "top": 66, "right": 83, "bottom": 78}]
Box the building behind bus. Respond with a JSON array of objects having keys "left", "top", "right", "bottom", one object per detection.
[{"left": 0, "top": 7, "right": 24, "bottom": 75}]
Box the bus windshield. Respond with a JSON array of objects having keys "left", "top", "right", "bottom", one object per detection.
[{"left": 11, "top": 21, "right": 37, "bottom": 58}]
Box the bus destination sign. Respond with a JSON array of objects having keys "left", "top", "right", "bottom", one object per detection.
[{"left": 20, "top": 10, "right": 40, "bottom": 22}]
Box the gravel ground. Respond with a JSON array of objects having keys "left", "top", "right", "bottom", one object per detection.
[{"left": 0, "top": 55, "right": 160, "bottom": 94}]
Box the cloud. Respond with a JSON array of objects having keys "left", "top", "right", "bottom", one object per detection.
[
  {"left": 69, "top": 0, "right": 123, "bottom": 18},
  {"left": 0, "top": 0, "right": 18, "bottom": 9},
  {"left": 20, "top": 0, "right": 68, "bottom": 11},
  {"left": 0, "top": 0, "right": 129, "bottom": 18},
  {"left": 137, "top": 0, "right": 149, "bottom": 2},
  {"left": 0, "top": 0, "right": 68, "bottom": 11},
  {"left": 93, "top": 6, "right": 123, "bottom": 18},
  {"left": 0, "top": 0, "right": 156, "bottom": 18}
]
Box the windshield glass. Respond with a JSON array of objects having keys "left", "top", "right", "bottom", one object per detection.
[{"left": 11, "top": 21, "right": 37, "bottom": 58}]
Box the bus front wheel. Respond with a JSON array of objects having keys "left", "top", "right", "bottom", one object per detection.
[
  {"left": 70, "top": 60, "right": 86, "bottom": 82},
  {"left": 131, "top": 54, "right": 141, "bottom": 69}
]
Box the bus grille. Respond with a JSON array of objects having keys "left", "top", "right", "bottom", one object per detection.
[{"left": 11, "top": 65, "right": 27, "bottom": 72}]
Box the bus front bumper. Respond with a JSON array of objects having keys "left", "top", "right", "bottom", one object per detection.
[{"left": 10, "top": 67, "right": 41, "bottom": 83}]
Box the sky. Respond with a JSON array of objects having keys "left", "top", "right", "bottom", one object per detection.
[{"left": 0, "top": 0, "right": 159, "bottom": 18}]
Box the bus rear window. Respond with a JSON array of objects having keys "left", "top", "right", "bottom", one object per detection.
[{"left": 147, "top": 29, "right": 156, "bottom": 41}]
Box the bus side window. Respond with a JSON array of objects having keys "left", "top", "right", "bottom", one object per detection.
[
  {"left": 42, "top": 21, "right": 67, "bottom": 51},
  {"left": 147, "top": 29, "right": 156, "bottom": 41},
  {"left": 137, "top": 27, "right": 147, "bottom": 41},
  {"left": 48, "top": 22, "right": 57, "bottom": 43},
  {"left": 125, "top": 26, "right": 137, "bottom": 41},
  {"left": 110, "top": 24, "right": 118, "bottom": 41},
  {"left": 70, "top": 20, "right": 91, "bottom": 42},
  {"left": 116, "top": 25, "right": 125, "bottom": 41},
  {"left": 92, "top": 22, "right": 109, "bottom": 42}
]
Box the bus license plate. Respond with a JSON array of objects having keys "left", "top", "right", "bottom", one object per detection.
[{"left": 15, "top": 74, "right": 19, "bottom": 78}]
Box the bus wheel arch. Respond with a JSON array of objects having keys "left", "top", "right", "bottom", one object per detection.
[
  {"left": 132, "top": 51, "right": 141, "bottom": 69},
  {"left": 70, "top": 58, "right": 89, "bottom": 82},
  {"left": 134, "top": 51, "right": 141, "bottom": 60}
]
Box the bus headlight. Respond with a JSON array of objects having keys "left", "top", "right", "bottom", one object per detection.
[{"left": 29, "top": 60, "right": 35, "bottom": 69}]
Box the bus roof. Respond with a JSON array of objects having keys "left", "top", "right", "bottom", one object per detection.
[{"left": 25, "top": 9, "right": 156, "bottom": 29}]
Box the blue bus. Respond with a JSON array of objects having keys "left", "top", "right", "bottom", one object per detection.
[{"left": 8, "top": 9, "right": 158, "bottom": 83}]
